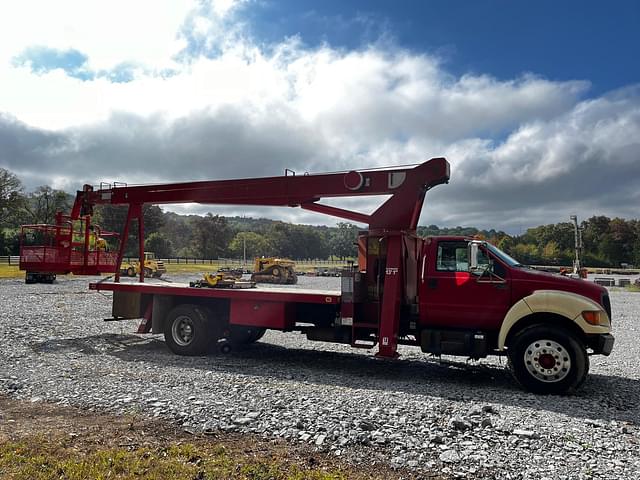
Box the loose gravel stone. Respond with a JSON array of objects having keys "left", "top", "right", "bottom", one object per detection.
[{"left": 0, "top": 275, "right": 639, "bottom": 479}]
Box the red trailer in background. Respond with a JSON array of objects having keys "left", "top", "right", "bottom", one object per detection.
[{"left": 19, "top": 212, "right": 118, "bottom": 283}]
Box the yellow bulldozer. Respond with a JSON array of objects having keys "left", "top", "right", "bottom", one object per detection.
[
  {"left": 121, "top": 252, "right": 166, "bottom": 278},
  {"left": 251, "top": 257, "right": 297, "bottom": 284}
]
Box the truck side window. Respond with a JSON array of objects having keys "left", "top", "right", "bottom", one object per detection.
[
  {"left": 474, "top": 246, "right": 506, "bottom": 278},
  {"left": 436, "top": 242, "right": 468, "bottom": 271}
]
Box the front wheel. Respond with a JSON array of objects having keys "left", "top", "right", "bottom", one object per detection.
[
  {"left": 164, "top": 304, "right": 216, "bottom": 356},
  {"left": 507, "top": 325, "right": 588, "bottom": 395}
]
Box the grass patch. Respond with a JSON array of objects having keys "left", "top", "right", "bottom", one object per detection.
[
  {"left": 0, "top": 438, "right": 347, "bottom": 480},
  {"left": 0, "top": 264, "right": 21, "bottom": 279},
  {"left": 625, "top": 283, "right": 640, "bottom": 292}
]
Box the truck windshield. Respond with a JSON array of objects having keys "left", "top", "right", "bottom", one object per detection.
[{"left": 485, "top": 243, "right": 522, "bottom": 267}]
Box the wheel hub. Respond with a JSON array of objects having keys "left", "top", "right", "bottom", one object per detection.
[
  {"left": 172, "top": 315, "right": 194, "bottom": 346},
  {"left": 523, "top": 339, "right": 571, "bottom": 383}
]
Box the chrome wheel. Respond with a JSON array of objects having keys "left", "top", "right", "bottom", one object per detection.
[
  {"left": 523, "top": 339, "right": 571, "bottom": 383},
  {"left": 172, "top": 315, "right": 194, "bottom": 346}
]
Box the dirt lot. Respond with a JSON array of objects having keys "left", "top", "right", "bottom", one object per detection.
[{"left": 0, "top": 395, "right": 425, "bottom": 479}]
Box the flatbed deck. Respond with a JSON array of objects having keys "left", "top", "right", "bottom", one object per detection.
[{"left": 89, "top": 279, "right": 341, "bottom": 305}]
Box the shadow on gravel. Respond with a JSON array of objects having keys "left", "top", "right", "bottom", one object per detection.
[{"left": 33, "top": 333, "right": 640, "bottom": 425}]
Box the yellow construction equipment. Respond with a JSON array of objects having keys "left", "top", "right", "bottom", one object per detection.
[
  {"left": 190, "top": 270, "right": 254, "bottom": 289},
  {"left": 121, "top": 252, "right": 166, "bottom": 278},
  {"left": 251, "top": 257, "right": 298, "bottom": 284}
]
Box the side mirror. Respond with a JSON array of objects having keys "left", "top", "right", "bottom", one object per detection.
[{"left": 468, "top": 241, "right": 479, "bottom": 271}]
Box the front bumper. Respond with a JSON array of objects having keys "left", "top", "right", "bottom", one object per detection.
[{"left": 590, "top": 333, "right": 615, "bottom": 356}]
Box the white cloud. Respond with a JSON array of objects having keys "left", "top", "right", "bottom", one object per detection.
[
  {"left": 0, "top": 1, "right": 203, "bottom": 70},
  {"left": 0, "top": 1, "right": 638, "bottom": 232}
]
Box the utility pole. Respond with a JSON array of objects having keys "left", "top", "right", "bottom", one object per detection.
[
  {"left": 243, "top": 236, "right": 246, "bottom": 268},
  {"left": 570, "top": 215, "right": 583, "bottom": 275}
]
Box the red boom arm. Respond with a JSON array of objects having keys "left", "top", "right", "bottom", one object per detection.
[{"left": 72, "top": 157, "right": 449, "bottom": 231}]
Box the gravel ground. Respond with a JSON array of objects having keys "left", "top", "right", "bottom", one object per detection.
[{"left": 1, "top": 274, "right": 639, "bottom": 479}]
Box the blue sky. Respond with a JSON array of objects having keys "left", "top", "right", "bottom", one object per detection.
[
  {"left": 0, "top": 0, "right": 638, "bottom": 232},
  {"left": 241, "top": 0, "right": 639, "bottom": 96}
]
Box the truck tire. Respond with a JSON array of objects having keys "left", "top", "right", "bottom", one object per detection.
[
  {"left": 127, "top": 267, "right": 135, "bottom": 277},
  {"left": 507, "top": 324, "right": 589, "bottom": 395},
  {"left": 144, "top": 267, "right": 152, "bottom": 278},
  {"left": 228, "top": 326, "right": 266, "bottom": 345},
  {"left": 164, "top": 304, "right": 216, "bottom": 356}
]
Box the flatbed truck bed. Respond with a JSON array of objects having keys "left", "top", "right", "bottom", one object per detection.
[
  {"left": 90, "top": 279, "right": 341, "bottom": 305},
  {"left": 89, "top": 279, "right": 346, "bottom": 356}
]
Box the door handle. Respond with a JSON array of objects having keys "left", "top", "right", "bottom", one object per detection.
[
  {"left": 494, "top": 283, "right": 507, "bottom": 290},
  {"left": 428, "top": 278, "right": 438, "bottom": 289}
]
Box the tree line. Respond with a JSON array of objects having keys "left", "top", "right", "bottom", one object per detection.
[
  {"left": 1, "top": 167, "right": 639, "bottom": 267},
  {"left": 0, "top": 166, "right": 361, "bottom": 259}
]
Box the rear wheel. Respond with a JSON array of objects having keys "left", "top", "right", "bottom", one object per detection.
[
  {"left": 507, "top": 324, "right": 588, "bottom": 395},
  {"left": 164, "top": 304, "right": 216, "bottom": 356},
  {"left": 143, "top": 267, "right": 152, "bottom": 278},
  {"left": 126, "top": 267, "right": 135, "bottom": 277}
]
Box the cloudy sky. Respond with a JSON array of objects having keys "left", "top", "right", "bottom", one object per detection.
[{"left": 1, "top": 0, "right": 638, "bottom": 233}]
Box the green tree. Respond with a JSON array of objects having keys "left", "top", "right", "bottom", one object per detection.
[
  {"left": 541, "top": 241, "right": 561, "bottom": 265},
  {"left": 265, "top": 223, "right": 293, "bottom": 257},
  {"left": 160, "top": 212, "right": 193, "bottom": 254},
  {"left": 0, "top": 230, "right": 6, "bottom": 255},
  {"left": 191, "top": 213, "right": 232, "bottom": 259},
  {"left": 229, "top": 231, "right": 274, "bottom": 259},
  {"left": 329, "top": 223, "right": 359, "bottom": 259},
  {"left": 94, "top": 204, "right": 165, "bottom": 256},
  {"left": 23, "top": 186, "right": 72, "bottom": 225},
  {"left": 0, "top": 168, "right": 25, "bottom": 228},
  {"left": 284, "top": 225, "right": 329, "bottom": 259},
  {"left": 0, "top": 229, "right": 20, "bottom": 255},
  {"left": 582, "top": 216, "right": 610, "bottom": 261},
  {"left": 496, "top": 235, "right": 514, "bottom": 253},
  {"left": 145, "top": 232, "right": 174, "bottom": 258},
  {"left": 510, "top": 243, "right": 540, "bottom": 264}
]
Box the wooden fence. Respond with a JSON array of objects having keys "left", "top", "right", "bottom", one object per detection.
[{"left": 0, "top": 256, "right": 19, "bottom": 265}]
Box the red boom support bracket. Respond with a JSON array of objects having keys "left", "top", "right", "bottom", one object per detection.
[{"left": 376, "top": 234, "right": 404, "bottom": 358}]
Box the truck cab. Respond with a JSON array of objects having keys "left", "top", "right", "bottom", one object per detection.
[{"left": 416, "top": 236, "right": 614, "bottom": 394}]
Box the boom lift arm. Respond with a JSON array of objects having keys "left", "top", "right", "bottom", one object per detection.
[
  {"left": 72, "top": 158, "right": 449, "bottom": 230},
  {"left": 72, "top": 157, "right": 450, "bottom": 358},
  {"left": 71, "top": 157, "right": 449, "bottom": 280}
]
